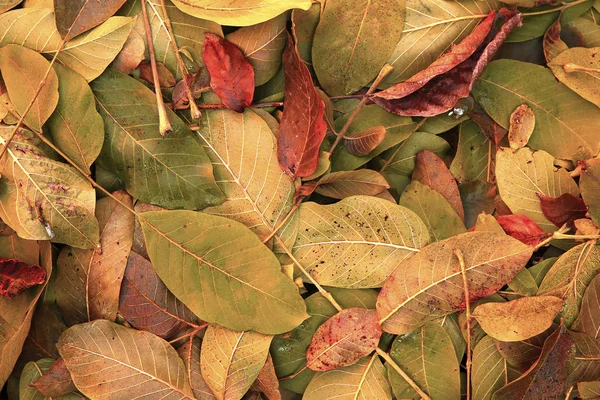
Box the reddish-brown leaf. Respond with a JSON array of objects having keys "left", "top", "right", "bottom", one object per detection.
[
  {"left": 202, "top": 33, "right": 254, "bottom": 113},
  {"left": 251, "top": 354, "right": 281, "bottom": 400},
  {"left": 496, "top": 214, "right": 550, "bottom": 247},
  {"left": 139, "top": 61, "right": 176, "bottom": 88},
  {"left": 277, "top": 32, "right": 327, "bottom": 179},
  {"left": 371, "top": 9, "right": 521, "bottom": 116},
  {"left": 412, "top": 150, "right": 465, "bottom": 221},
  {"left": 306, "top": 308, "right": 382, "bottom": 371},
  {"left": 469, "top": 102, "right": 508, "bottom": 146},
  {"left": 0, "top": 258, "right": 46, "bottom": 298},
  {"left": 344, "top": 126, "right": 387, "bottom": 157},
  {"left": 537, "top": 193, "right": 588, "bottom": 229},
  {"left": 30, "top": 358, "right": 76, "bottom": 397}
]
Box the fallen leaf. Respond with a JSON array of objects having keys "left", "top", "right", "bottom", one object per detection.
[
  {"left": 203, "top": 32, "right": 255, "bottom": 112},
  {"left": 110, "top": 27, "right": 145, "bottom": 74},
  {"left": 177, "top": 337, "right": 216, "bottom": 400},
  {"left": 306, "top": 308, "right": 382, "bottom": 371},
  {"left": 508, "top": 104, "right": 535, "bottom": 150},
  {"left": 139, "top": 60, "right": 176, "bottom": 88},
  {"left": 543, "top": 18, "right": 568, "bottom": 63},
  {"left": 450, "top": 120, "right": 494, "bottom": 184},
  {"left": 495, "top": 214, "right": 549, "bottom": 247},
  {"left": 572, "top": 273, "right": 600, "bottom": 338},
  {"left": 277, "top": 33, "right": 327, "bottom": 179},
  {"left": 472, "top": 336, "right": 520, "bottom": 400},
  {"left": 460, "top": 181, "right": 497, "bottom": 229},
  {"left": 581, "top": 158, "right": 600, "bottom": 226},
  {"left": 344, "top": 126, "right": 387, "bottom": 157},
  {"left": 571, "top": 331, "right": 600, "bottom": 383},
  {"left": 315, "top": 170, "right": 390, "bottom": 199},
  {"left": 574, "top": 218, "right": 600, "bottom": 236},
  {"left": 30, "top": 357, "right": 76, "bottom": 397},
  {"left": 251, "top": 354, "right": 281, "bottom": 400},
  {"left": 578, "top": 381, "right": 600, "bottom": 399},
  {"left": 19, "top": 358, "right": 85, "bottom": 400},
  {"left": 54, "top": 0, "right": 128, "bottom": 41},
  {"left": 0, "top": 258, "right": 45, "bottom": 298},
  {"left": 537, "top": 192, "right": 588, "bottom": 228},
  {"left": 549, "top": 47, "right": 600, "bottom": 108}
]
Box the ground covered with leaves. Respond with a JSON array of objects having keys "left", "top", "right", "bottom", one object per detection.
[{"left": 1, "top": 0, "right": 600, "bottom": 399}]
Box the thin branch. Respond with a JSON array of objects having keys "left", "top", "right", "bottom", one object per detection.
[
  {"left": 532, "top": 224, "right": 593, "bottom": 250},
  {"left": 262, "top": 200, "right": 301, "bottom": 244},
  {"left": 141, "top": 0, "right": 172, "bottom": 136},
  {"left": 168, "top": 323, "right": 208, "bottom": 344},
  {"left": 195, "top": 101, "right": 284, "bottom": 109},
  {"left": 375, "top": 347, "right": 432, "bottom": 400},
  {"left": 455, "top": 248, "right": 472, "bottom": 400}
]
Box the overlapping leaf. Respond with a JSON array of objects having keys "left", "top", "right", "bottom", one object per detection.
[
  {"left": 315, "top": 170, "right": 390, "bottom": 200},
  {"left": 54, "top": 0, "right": 128, "bottom": 40},
  {"left": 581, "top": 158, "right": 600, "bottom": 226}
]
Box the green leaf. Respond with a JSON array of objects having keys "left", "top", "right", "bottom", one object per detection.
[
  {"left": 58, "top": 320, "right": 195, "bottom": 399},
  {"left": 292, "top": 195, "right": 430, "bottom": 288},
  {"left": 459, "top": 181, "right": 497, "bottom": 230},
  {"left": 387, "top": 322, "right": 460, "bottom": 400},
  {"left": 169, "top": 0, "right": 312, "bottom": 26},
  {"left": 495, "top": 147, "right": 580, "bottom": 232},
  {"left": 0, "top": 44, "right": 58, "bottom": 132},
  {"left": 316, "top": 170, "right": 390, "bottom": 199},
  {"left": 47, "top": 63, "right": 104, "bottom": 174},
  {"left": 472, "top": 336, "right": 519, "bottom": 400},
  {"left": 473, "top": 59, "right": 600, "bottom": 160},
  {"left": 141, "top": 210, "right": 308, "bottom": 334},
  {"left": 312, "top": 0, "right": 405, "bottom": 96},
  {"left": 450, "top": 120, "right": 491, "bottom": 183},
  {"left": 292, "top": 3, "right": 320, "bottom": 70},
  {"left": 91, "top": 68, "right": 224, "bottom": 210},
  {"left": 0, "top": 128, "right": 99, "bottom": 248},
  {"left": 548, "top": 46, "right": 600, "bottom": 108}
]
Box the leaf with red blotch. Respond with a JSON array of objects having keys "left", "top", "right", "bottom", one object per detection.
[
  {"left": 277, "top": 32, "right": 327, "bottom": 179},
  {"left": 30, "top": 358, "right": 76, "bottom": 397},
  {"left": 371, "top": 9, "right": 521, "bottom": 117},
  {"left": 537, "top": 193, "right": 588, "bottom": 229},
  {"left": 306, "top": 308, "right": 382, "bottom": 371},
  {"left": 496, "top": 214, "right": 550, "bottom": 247},
  {"left": 413, "top": 150, "right": 465, "bottom": 221},
  {"left": 0, "top": 258, "right": 46, "bottom": 298},
  {"left": 202, "top": 33, "right": 254, "bottom": 113}
]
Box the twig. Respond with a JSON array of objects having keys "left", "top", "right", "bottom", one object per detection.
[
  {"left": 140, "top": 0, "right": 172, "bottom": 136},
  {"left": 262, "top": 201, "right": 301, "bottom": 244},
  {"left": 157, "top": 0, "right": 201, "bottom": 119},
  {"left": 531, "top": 224, "right": 599, "bottom": 250},
  {"left": 168, "top": 323, "right": 208, "bottom": 344},
  {"left": 325, "top": 64, "right": 395, "bottom": 158},
  {"left": 375, "top": 347, "right": 432, "bottom": 400},
  {"left": 195, "top": 101, "right": 284, "bottom": 109},
  {"left": 564, "top": 385, "right": 573, "bottom": 399},
  {"left": 455, "top": 248, "right": 472, "bottom": 400}
]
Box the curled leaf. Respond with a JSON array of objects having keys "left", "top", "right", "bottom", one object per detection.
[{"left": 0, "top": 258, "right": 45, "bottom": 298}]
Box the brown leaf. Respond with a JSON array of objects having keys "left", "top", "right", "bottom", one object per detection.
[
  {"left": 508, "top": 104, "right": 535, "bottom": 150},
  {"left": 0, "top": 257, "right": 45, "bottom": 298},
  {"left": 277, "top": 32, "right": 327, "bottom": 179},
  {"left": 543, "top": 18, "right": 568, "bottom": 63},
  {"left": 173, "top": 70, "right": 210, "bottom": 110},
  {"left": 119, "top": 251, "right": 199, "bottom": 340},
  {"left": 574, "top": 218, "right": 600, "bottom": 236},
  {"left": 54, "top": 0, "right": 128, "bottom": 41},
  {"left": 177, "top": 337, "right": 216, "bottom": 400},
  {"left": 371, "top": 9, "right": 521, "bottom": 116},
  {"left": 139, "top": 61, "right": 176, "bottom": 88},
  {"left": 202, "top": 32, "right": 254, "bottom": 113},
  {"left": 344, "top": 126, "right": 386, "bottom": 157},
  {"left": 469, "top": 101, "right": 508, "bottom": 146},
  {"left": 30, "top": 358, "right": 76, "bottom": 397},
  {"left": 315, "top": 170, "right": 390, "bottom": 199},
  {"left": 537, "top": 193, "right": 588, "bottom": 229},
  {"left": 496, "top": 214, "right": 550, "bottom": 247},
  {"left": 492, "top": 324, "right": 575, "bottom": 400},
  {"left": 111, "top": 28, "right": 145, "bottom": 74},
  {"left": 412, "top": 150, "right": 465, "bottom": 221},
  {"left": 251, "top": 354, "right": 281, "bottom": 400},
  {"left": 494, "top": 325, "right": 555, "bottom": 372},
  {"left": 306, "top": 308, "right": 382, "bottom": 371}
]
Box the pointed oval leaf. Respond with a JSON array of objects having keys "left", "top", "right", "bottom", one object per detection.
[
  {"left": 91, "top": 68, "right": 224, "bottom": 210},
  {"left": 58, "top": 320, "right": 194, "bottom": 399},
  {"left": 200, "top": 324, "right": 271, "bottom": 400},
  {"left": 549, "top": 46, "right": 600, "bottom": 108},
  {"left": 344, "top": 126, "right": 387, "bottom": 157},
  {"left": 292, "top": 195, "right": 430, "bottom": 288},
  {"left": 538, "top": 192, "right": 588, "bottom": 228},
  {"left": 54, "top": 0, "right": 128, "bottom": 41},
  {"left": 0, "top": 44, "right": 58, "bottom": 131},
  {"left": 495, "top": 214, "right": 549, "bottom": 247},
  {"left": 315, "top": 170, "right": 390, "bottom": 200},
  {"left": 178, "top": 337, "right": 216, "bottom": 400},
  {"left": 19, "top": 358, "right": 84, "bottom": 400},
  {"left": 508, "top": 104, "right": 535, "bottom": 150},
  {"left": 30, "top": 357, "right": 76, "bottom": 397},
  {"left": 377, "top": 231, "right": 533, "bottom": 334},
  {"left": 141, "top": 210, "right": 308, "bottom": 334}
]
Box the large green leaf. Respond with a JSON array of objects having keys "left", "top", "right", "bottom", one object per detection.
[
  {"left": 196, "top": 109, "right": 294, "bottom": 241},
  {"left": 292, "top": 195, "right": 430, "bottom": 288},
  {"left": 473, "top": 59, "right": 600, "bottom": 160},
  {"left": 450, "top": 120, "right": 491, "bottom": 183},
  {"left": 312, "top": 0, "right": 405, "bottom": 96},
  {"left": 91, "top": 68, "right": 223, "bottom": 210},
  {"left": 0, "top": 128, "right": 99, "bottom": 248},
  {"left": 140, "top": 210, "right": 308, "bottom": 334}
]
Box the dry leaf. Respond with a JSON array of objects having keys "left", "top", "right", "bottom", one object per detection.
[
  {"left": 344, "top": 126, "right": 387, "bottom": 157},
  {"left": 0, "top": 258, "right": 45, "bottom": 298},
  {"left": 495, "top": 214, "right": 549, "bottom": 247},
  {"left": 508, "top": 104, "right": 535, "bottom": 150},
  {"left": 30, "top": 357, "right": 76, "bottom": 397},
  {"left": 537, "top": 192, "right": 588, "bottom": 229}
]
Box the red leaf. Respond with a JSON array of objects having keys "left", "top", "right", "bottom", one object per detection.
[
  {"left": 537, "top": 193, "right": 588, "bottom": 229},
  {"left": 371, "top": 9, "right": 521, "bottom": 116},
  {"left": 202, "top": 33, "right": 254, "bottom": 113},
  {"left": 413, "top": 150, "right": 465, "bottom": 221},
  {"left": 496, "top": 214, "right": 549, "bottom": 247},
  {"left": 30, "top": 358, "right": 76, "bottom": 397},
  {"left": 0, "top": 257, "right": 46, "bottom": 298},
  {"left": 306, "top": 308, "right": 382, "bottom": 371},
  {"left": 277, "top": 33, "right": 327, "bottom": 179}
]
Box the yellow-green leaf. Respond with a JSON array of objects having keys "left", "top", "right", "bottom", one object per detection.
[
  {"left": 581, "top": 158, "right": 600, "bottom": 226},
  {"left": 549, "top": 46, "right": 600, "bottom": 108},
  {"left": 472, "top": 336, "right": 519, "bottom": 400}
]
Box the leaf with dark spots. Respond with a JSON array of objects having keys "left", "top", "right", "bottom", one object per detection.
[
  {"left": 496, "top": 214, "right": 550, "bottom": 247},
  {"left": 202, "top": 32, "right": 254, "bottom": 113},
  {"left": 371, "top": 9, "right": 522, "bottom": 116},
  {"left": 537, "top": 193, "right": 588, "bottom": 229},
  {"left": 0, "top": 257, "right": 46, "bottom": 298},
  {"left": 54, "top": 0, "right": 128, "bottom": 41},
  {"left": 492, "top": 324, "right": 575, "bottom": 400},
  {"left": 30, "top": 358, "right": 76, "bottom": 397},
  {"left": 277, "top": 32, "right": 327, "bottom": 179},
  {"left": 306, "top": 308, "right": 382, "bottom": 371}
]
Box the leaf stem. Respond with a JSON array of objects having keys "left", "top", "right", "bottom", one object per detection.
[
  {"left": 157, "top": 0, "right": 201, "bottom": 119},
  {"left": 563, "top": 63, "right": 600, "bottom": 74},
  {"left": 195, "top": 101, "right": 284, "bottom": 109},
  {"left": 168, "top": 323, "right": 208, "bottom": 344},
  {"left": 533, "top": 224, "right": 579, "bottom": 250},
  {"left": 262, "top": 201, "right": 301, "bottom": 244},
  {"left": 140, "top": 0, "right": 172, "bottom": 136},
  {"left": 375, "top": 347, "right": 432, "bottom": 400},
  {"left": 455, "top": 248, "right": 472, "bottom": 400},
  {"left": 325, "top": 64, "right": 395, "bottom": 158},
  {"left": 521, "top": 0, "right": 590, "bottom": 16}
]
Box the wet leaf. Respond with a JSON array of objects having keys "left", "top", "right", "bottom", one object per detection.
[
  {"left": 0, "top": 258, "right": 45, "bottom": 298},
  {"left": 377, "top": 231, "right": 533, "bottom": 334},
  {"left": 508, "top": 104, "right": 535, "bottom": 150},
  {"left": 581, "top": 158, "right": 600, "bottom": 226},
  {"left": 30, "top": 357, "right": 76, "bottom": 397},
  {"left": 278, "top": 33, "right": 327, "bottom": 179},
  {"left": 344, "top": 126, "right": 387, "bottom": 157},
  {"left": 495, "top": 214, "right": 549, "bottom": 247},
  {"left": 315, "top": 170, "right": 390, "bottom": 199},
  {"left": 203, "top": 33, "right": 255, "bottom": 112},
  {"left": 572, "top": 273, "right": 600, "bottom": 338},
  {"left": 538, "top": 192, "right": 588, "bottom": 228}
]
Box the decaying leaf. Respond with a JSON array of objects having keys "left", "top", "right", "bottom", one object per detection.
[
  {"left": 30, "top": 357, "right": 76, "bottom": 397},
  {"left": 508, "top": 104, "right": 535, "bottom": 150},
  {"left": 0, "top": 258, "right": 45, "bottom": 298}
]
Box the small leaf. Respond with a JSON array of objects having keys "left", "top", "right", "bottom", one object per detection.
[
  {"left": 58, "top": 320, "right": 194, "bottom": 399},
  {"left": 30, "top": 357, "right": 76, "bottom": 397},
  {"left": 581, "top": 158, "right": 600, "bottom": 226},
  {"left": 508, "top": 104, "right": 535, "bottom": 150},
  {"left": 538, "top": 192, "right": 588, "bottom": 229},
  {"left": 54, "top": 0, "right": 128, "bottom": 41},
  {"left": 203, "top": 33, "right": 254, "bottom": 112},
  {"left": 278, "top": 33, "right": 327, "bottom": 179},
  {"left": 0, "top": 258, "right": 45, "bottom": 298},
  {"left": 472, "top": 296, "right": 564, "bottom": 342},
  {"left": 344, "top": 126, "right": 387, "bottom": 157},
  {"left": 177, "top": 337, "right": 216, "bottom": 400},
  {"left": 377, "top": 231, "right": 533, "bottom": 334},
  {"left": 495, "top": 214, "right": 549, "bottom": 247},
  {"left": 572, "top": 273, "right": 600, "bottom": 338},
  {"left": 306, "top": 308, "right": 382, "bottom": 371},
  {"left": 578, "top": 381, "right": 600, "bottom": 399},
  {"left": 19, "top": 358, "right": 84, "bottom": 400},
  {"left": 200, "top": 324, "right": 272, "bottom": 400},
  {"left": 315, "top": 170, "right": 390, "bottom": 199}
]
